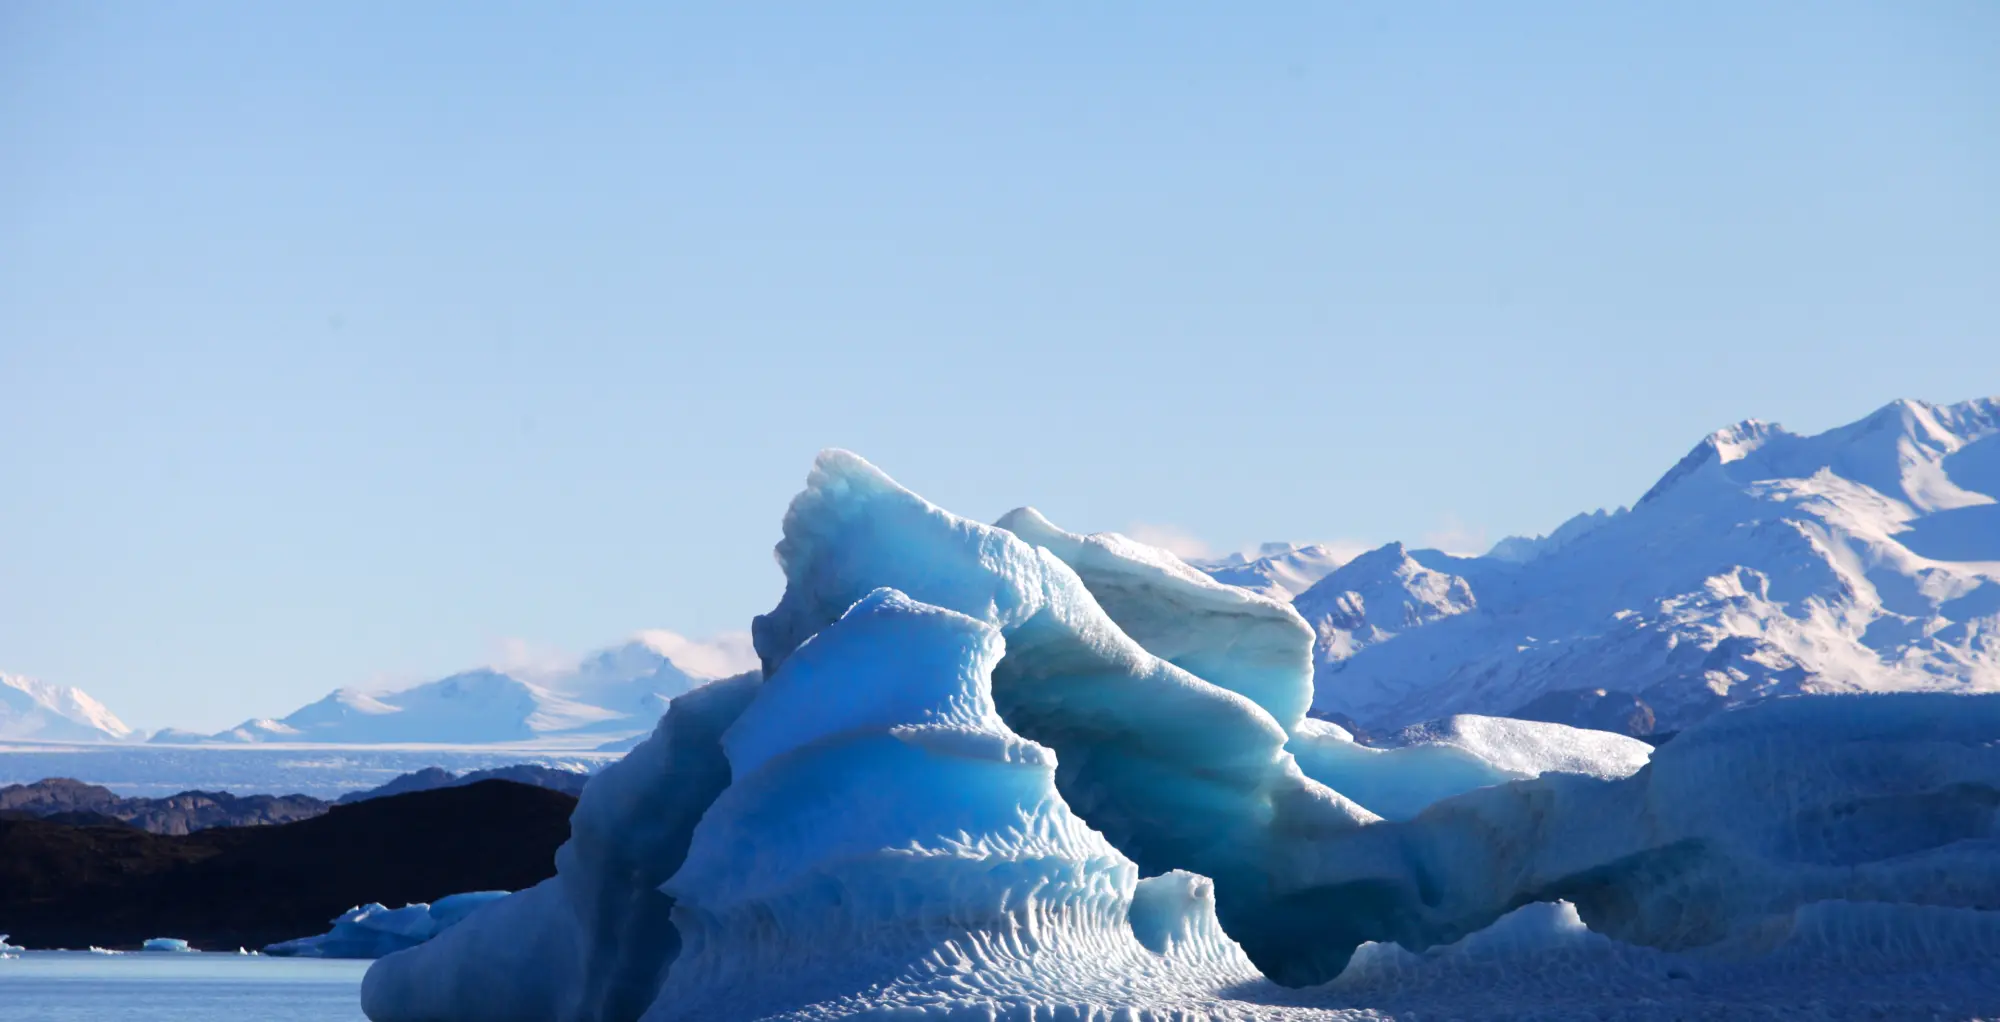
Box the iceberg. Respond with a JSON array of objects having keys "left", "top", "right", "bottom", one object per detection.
[
  {"left": 140, "top": 937, "right": 194, "bottom": 952},
  {"left": 362, "top": 450, "right": 2000, "bottom": 1021},
  {"left": 652, "top": 588, "right": 1266, "bottom": 1020},
  {"left": 267, "top": 892, "right": 509, "bottom": 959},
  {"left": 0, "top": 934, "right": 21, "bottom": 952}
]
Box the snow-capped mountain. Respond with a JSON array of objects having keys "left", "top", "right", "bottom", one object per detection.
[
  {"left": 0, "top": 672, "right": 133, "bottom": 742},
  {"left": 185, "top": 631, "right": 758, "bottom": 745},
  {"left": 1203, "top": 397, "right": 2000, "bottom": 733},
  {"left": 1290, "top": 542, "right": 1476, "bottom": 663},
  {"left": 1191, "top": 542, "right": 1356, "bottom": 600},
  {"left": 545, "top": 632, "right": 753, "bottom": 720}
]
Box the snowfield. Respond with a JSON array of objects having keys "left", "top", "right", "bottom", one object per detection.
[{"left": 360, "top": 446, "right": 2000, "bottom": 1022}]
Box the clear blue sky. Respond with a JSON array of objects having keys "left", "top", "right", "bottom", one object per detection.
[{"left": 4, "top": 3, "right": 1995, "bottom": 731}]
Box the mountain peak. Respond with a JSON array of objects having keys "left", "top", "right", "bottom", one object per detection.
[{"left": 0, "top": 672, "right": 133, "bottom": 742}]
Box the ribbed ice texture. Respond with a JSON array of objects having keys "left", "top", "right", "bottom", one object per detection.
[
  {"left": 650, "top": 588, "right": 1269, "bottom": 1021},
  {"left": 752, "top": 451, "right": 1378, "bottom": 985}
]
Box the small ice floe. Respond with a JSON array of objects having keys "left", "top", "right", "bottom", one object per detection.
[
  {"left": 87, "top": 946, "right": 123, "bottom": 955},
  {"left": 265, "top": 891, "right": 510, "bottom": 959},
  {"left": 141, "top": 938, "right": 194, "bottom": 952},
  {"left": 0, "top": 934, "right": 23, "bottom": 952}
]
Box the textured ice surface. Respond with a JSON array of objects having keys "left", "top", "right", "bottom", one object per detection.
[
  {"left": 361, "top": 451, "right": 2000, "bottom": 1022},
  {"left": 647, "top": 588, "right": 1270, "bottom": 1021},
  {"left": 753, "top": 453, "right": 1384, "bottom": 984},
  {"left": 1285, "top": 714, "right": 1650, "bottom": 820},
  {"left": 141, "top": 938, "right": 194, "bottom": 952},
  {"left": 1283, "top": 692, "right": 2000, "bottom": 969},
  {"left": 266, "top": 893, "right": 508, "bottom": 959}
]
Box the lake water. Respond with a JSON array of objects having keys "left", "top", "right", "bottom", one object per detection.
[{"left": 0, "top": 951, "right": 369, "bottom": 1021}]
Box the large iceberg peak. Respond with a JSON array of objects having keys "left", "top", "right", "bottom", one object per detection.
[{"left": 654, "top": 584, "right": 1262, "bottom": 1021}]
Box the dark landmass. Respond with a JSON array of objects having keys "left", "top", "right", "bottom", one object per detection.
[
  {"left": 1507, "top": 687, "right": 1659, "bottom": 737},
  {"left": 0, "top": 778, "right": 327, "bottom": 835},
  {"left": 0, "top": 780, "right": 573, "bottom": 950},
  {"left": 337, "top": 763, "right": 592, "bottom": 804},
  {"left": 0, "top": 764, "right": 592, "bottom": 834}
]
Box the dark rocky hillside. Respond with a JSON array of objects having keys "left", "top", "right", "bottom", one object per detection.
[
  {"left": 337, "top": 763, "right": 592, "bottom": 803},
  {"left": 0, "top": 778, "right": 328, "bottom": 834},
  {"left": 0, "top": 765, "right": 593, "bottom": 834},
  {"left": 0, "top": 779, "right": 573, "bottom": 950}
]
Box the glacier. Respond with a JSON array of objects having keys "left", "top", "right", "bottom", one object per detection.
[{"left": 362, "top": 449, "right": 2000, "bottom": 1021}]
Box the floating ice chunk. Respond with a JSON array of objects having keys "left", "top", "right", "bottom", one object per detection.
[
  {"left": 268, "top": 892, "right": 509, "bottom": 959},
  {"left": 141, "top": 937, "right": 193, "bottom": 952},
  {"left": 0, "top": 935, "right": 20, "bottom": 952}
]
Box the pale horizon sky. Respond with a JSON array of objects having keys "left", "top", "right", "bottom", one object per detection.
[{"left": 4, "top": 3, "right": 1996, "bottom": 731}]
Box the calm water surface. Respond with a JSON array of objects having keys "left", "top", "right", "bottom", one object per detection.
[{"left": 0, "top": 951, "right": 369, "bottom": 1021}]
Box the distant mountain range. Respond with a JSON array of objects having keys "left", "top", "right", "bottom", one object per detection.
[
  {"left": 1190, "top": 543, "right": 1354, "bottom": 601},
  {"left": 158, "top": 632, "right": 759, "bottom": 745},
  {"left": 1, "top": 632, "right": 756, "bottom": 747},
  {"left": 1199, "top": 397, "right": 2000, "bottom": 733},
  {"left": 0, "top": 764, "right": 590, "bottom": 834},
  {"left": 9, "top": 396, "right": 1997, "bottom": 744},
  {"left": 1, "top": 673, "right": 132, "bottom": 743}
]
